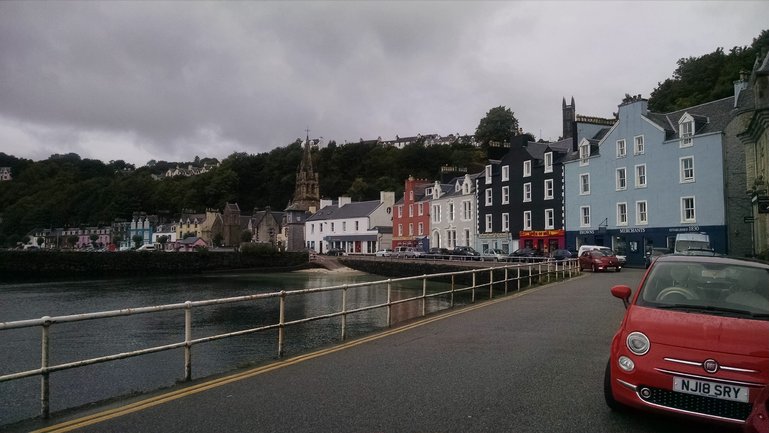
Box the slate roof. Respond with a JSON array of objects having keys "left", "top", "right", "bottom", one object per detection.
[{"left": 306, "top": 200, "right": 382, "bottom": 221}]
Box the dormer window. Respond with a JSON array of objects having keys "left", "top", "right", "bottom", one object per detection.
[
  {"left": 579, "top": 141, "right": 590, "bottom": 166},
  {"left": 544, "top": 152, "right": 553, "bottom": 173},
  {"left": 679, "top": 113, "right": 694, "bottom": 147}
]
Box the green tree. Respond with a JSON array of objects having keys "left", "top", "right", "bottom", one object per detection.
[{"left": 474, "top": 106, "right": 520, "bottom": 148}]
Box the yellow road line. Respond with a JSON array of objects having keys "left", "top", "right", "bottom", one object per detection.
[{"left": 32, "top": 283, "right": 556, "bottom": 433}]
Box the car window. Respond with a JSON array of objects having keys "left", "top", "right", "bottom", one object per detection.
[{"left": 638, "top": 261, "right": 769, "bottom": 317}]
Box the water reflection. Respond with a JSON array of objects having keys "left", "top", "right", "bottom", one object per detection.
[{"left": 0, "top": 270, "right": 466, "bottom": 427}]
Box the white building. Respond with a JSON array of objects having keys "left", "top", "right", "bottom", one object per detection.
[{"left": 305, "top": 192, "right": 395, "bottom": 254}]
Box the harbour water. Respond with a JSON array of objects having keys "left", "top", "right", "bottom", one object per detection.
[{"left": 0, "top": 269, "right": 462, "bottom": 427}]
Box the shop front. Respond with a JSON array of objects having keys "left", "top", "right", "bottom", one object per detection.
[
  {"left": 518, "top": 229, "right": 565, "bottom": 255},
  {"left": 567, "top": 225, "right": 726, "bottom": 267}
]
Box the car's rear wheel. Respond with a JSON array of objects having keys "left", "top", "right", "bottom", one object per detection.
[{"left": 604, "top": 360, "right": 624, "bottom": 411}]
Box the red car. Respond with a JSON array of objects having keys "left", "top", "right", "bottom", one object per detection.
[
  {"left": 579, "top": 249, "right": 621, "bottom": 272},
  {"left": 605, "top": 255, "right": 769, "bottom": 428}
]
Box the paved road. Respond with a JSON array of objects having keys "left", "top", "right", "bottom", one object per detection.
[{"left": 20, "top": 268, "right": 737, "bottom": 433}]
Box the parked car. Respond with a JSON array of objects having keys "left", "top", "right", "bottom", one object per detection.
[
  {"left": 480, "top": 248, "right": 508, "bottom": 262},
  {"left": 427, "top": 247, "right": 450, "bottom": 258},
  {"left": 509, "top": 247, "right": 543, "bottom": 262},
  {"left": 644, "top": 247, "right": 671, "bottom": 268},
  {"left": 549, "top": 249, "right": 575, "bottom": 261},
  {"left": 374, "top": 248, "right": 393, "bottom": 257},
  {"left": 578, "top": 245, "right": 626, "bottom": 266},
  {"left": 450, "top": 246, "right": 480, "bottom": 260},
  {"left": 393, "top": 246, "right": 424, "bottom": 258},
  {"left": 326, "top": 248, "right": 345, "bottom": 256},
  {"left": 578, "top": 249, "right": 621, "bottom": 272},
  {"left": 605, "top": 255, "right": 769, "bottom": 427}
]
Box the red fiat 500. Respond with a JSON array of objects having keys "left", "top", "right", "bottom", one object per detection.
[{"left": 605, "top": 255, "right": 769, "bottom": 427}]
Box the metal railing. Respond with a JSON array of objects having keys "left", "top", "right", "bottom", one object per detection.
[{"left": 0, "top": 259, "right": 579, "bottom": 419}]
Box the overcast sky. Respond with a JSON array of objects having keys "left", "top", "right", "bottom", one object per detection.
[{"left": 1, "top": 1, "right": 767, "bottom": 166}]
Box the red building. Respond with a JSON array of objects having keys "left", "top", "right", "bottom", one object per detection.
[{"left": 392, "top": 176, "right": 432, "bottom": 250}]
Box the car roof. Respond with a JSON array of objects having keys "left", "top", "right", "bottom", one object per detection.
[{"left": 654, "top": 254, "right": 769, "bottom": 269}]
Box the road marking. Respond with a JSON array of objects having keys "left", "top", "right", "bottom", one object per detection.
[{"left": 31, "top": 279, "right": 570, "bottom": 432}]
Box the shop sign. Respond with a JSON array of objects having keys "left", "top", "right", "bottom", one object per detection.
[
  {"left": 619, "top": 228, "right": 646, "bottom": 233},
  {"left": 519, "top": 229, "right": 565, "bottom": 238}
]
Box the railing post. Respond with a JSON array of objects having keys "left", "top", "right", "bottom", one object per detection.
[
  {"left": 471, "top": 271, "right": 476, "bottom": 303},
  {"left": 40, "top": 316, "right": 51, "bottom": 419},
  {"left": 278, "top": 291, "right": 286, "bottom": 357},
  {"left": 421, "top": 275, "right": 427, "bottom": 317},
  {"left": 488, "top": 269, "right": 494, "bottom": 299},
  {"left": 504, "top": 267, "right": 509, "bottom": 294},
  {"left": 386, "top": 279, "right": 392, "bottom": 327},
  {"left": 184, "top": 301, "right": 192, "bottom": 381},
  {"left": 341, "top": 285, "right": 348, "bottom": 341}
]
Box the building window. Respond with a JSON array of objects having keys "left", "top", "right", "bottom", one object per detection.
[
  {"left": 545, "top": 209, "right": 554, "bottom": 229},
  {"left": 462, "top": 200, "right": 472, "bottom": 220},
  {"left": 485, "top": 165, "right": 492, "bottom": 184},
  {"left": 617, "top": 202, "right": 628, "bottom": 226},
  {"left": 523, "top": 211, "right": 532, "bottom": 231},
  {"left": 485, "top": 214, "right": 493, "bottom": 232},
  {"left": 502, "top": 165, "right": 509, "bottom": 181},
  {"left": 544, "top": 152, "right": 553, "bottom": 173},
  {"left": 502, "top": 186, "right": 510, "bottom": 204},
  {"left": 544, "top": 179, "right": 554, "bottom": 200},
  {"left": 616, "top": 139, "right": 626, "bottom": 158},
  {"left": 485, "top": 188, "right": 493, "bottom": 206},
  {"left": 635, "top": 164, "right": 647, "bottom": 188},
  {"left": 680, "top": 120, "right": 693, "bottom": 147},
  {"left": 579, "top": 173, "right": 590, "bottom": 195},
  {"left": 448, "top": 202, "right": 455, "bottom": 221},
  {"left": 502, "top": 213, "right": 510, "bottom": 231},
  {"left": 580, "top": 206, "right": 591, "bottom": 227},
  {"left": 636, "top": 201, "right": 648, "bottom": 225},
  {"left": 681, "top": 196, "right": 696, "bottom": 223},
  {"left": 634, "top": 135, "right": 645, "bottom": 155},
  {"left": 523, "top": 182, "right": 532, "bottom": 202},
  {"left": 432, "top": 204, "right": 441, "bottom": 223},
  {"left": 579, "top": 143, "right": 590, "bottom": 166},
  {"left": 680, "top": 156, "right": 694, "bottom": 183},
  {"left": 523, "top": 160, "right": 531, "bottom": 177},
  {"left": 616, "top": 168, "right": 627, "bottom": 191}
]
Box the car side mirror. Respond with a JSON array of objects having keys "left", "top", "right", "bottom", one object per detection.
[{"left": 611, "top": 285, "right": 632, "bottom": 309}]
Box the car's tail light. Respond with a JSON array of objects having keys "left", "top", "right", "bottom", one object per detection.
[{"left": 626, "top": 332, "right": 650, "bottom": 355}]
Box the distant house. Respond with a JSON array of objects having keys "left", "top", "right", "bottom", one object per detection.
[
  {"left": 0, "top": 167, "right": 11, "bottom": 181},
  {"left": 392, "top": 176, "right": 432, "bottom": 251},
  {"left": 305, "top": 192, "right": 395, "bottom": 254},
  {"left": 176, "top": 236, "right": 207, "bottom": 252},
  {"left": 428, "top": 173, "right": 480, "bottom": 251}
]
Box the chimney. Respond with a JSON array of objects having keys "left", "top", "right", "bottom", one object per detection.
[{"left": 734, "top": 70, "right": 750, "bottom": 107}]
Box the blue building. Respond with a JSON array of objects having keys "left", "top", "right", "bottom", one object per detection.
[{"left": 564, "top": 94, "right": 750, "bottom": 266}]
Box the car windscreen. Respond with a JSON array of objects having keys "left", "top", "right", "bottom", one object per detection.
[{"left": 637, "top": 261, "right": 769, "bottom": 319}]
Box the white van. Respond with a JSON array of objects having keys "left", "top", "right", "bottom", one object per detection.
[{"left": 674, "top": 233, "right": 711, "bottom": 254}]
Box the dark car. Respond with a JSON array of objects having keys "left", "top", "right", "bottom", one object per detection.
[
  {"left": 579, "top": 250, "right": 621, "bottom": 272},
  {"left": 450, "top": 246, "right": 480, "bottom": 260},
  {"left": 549, "top": 249, "right": 575, "bottom": 261},
  {"left": 510, "top": 247, "right": 543, "bottom": 262},
  {"left": 427, "top": 247, "right": 450, "bottom": 258}
]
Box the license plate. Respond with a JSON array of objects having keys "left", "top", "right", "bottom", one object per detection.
[{"left": 673, "top": 377, "right": 749, "bottom": 402}]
